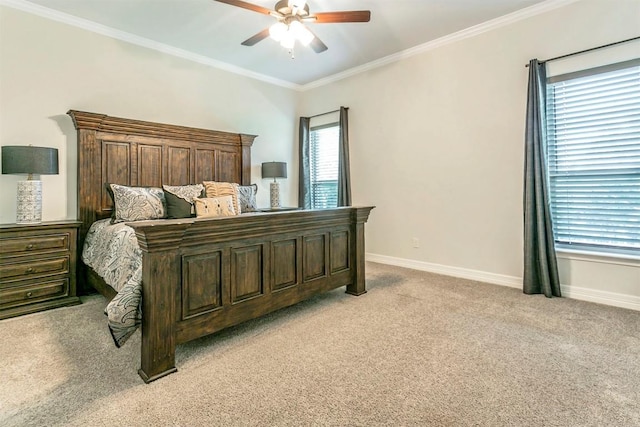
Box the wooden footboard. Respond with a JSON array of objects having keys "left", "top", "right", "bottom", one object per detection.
[{"left": 129, "top": 207, "right": 373, "bottom": 383}]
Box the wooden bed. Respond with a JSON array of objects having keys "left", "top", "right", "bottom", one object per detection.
[{"left": 68, "top": 110, "right": 373, "bottom": 383}]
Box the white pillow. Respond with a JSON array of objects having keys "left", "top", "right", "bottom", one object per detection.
[{"left": 194, "top": 196, "right": 237, "bottom": 218}]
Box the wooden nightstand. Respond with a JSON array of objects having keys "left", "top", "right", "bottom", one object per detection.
[{"left": 0, "top": 220, "right": 81, "bottom": 319}]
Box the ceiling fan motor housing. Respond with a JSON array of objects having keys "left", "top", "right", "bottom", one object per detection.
[{"left": 275, "top": 0, "right": 310, "bottom": 17}]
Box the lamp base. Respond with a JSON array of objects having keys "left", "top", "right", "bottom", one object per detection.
[
  {"left": 270, "top": 181, "right": 280, "bottom": 209},
  {"left": 16, "top": 180, "right": 42, "bottom": 224}
]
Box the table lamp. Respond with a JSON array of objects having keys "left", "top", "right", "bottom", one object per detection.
[
  {"left": 2, "top": 145, "right": 59, "bottom": 224},
  {"left": 261, "top": 161, "right": 287, "bottom": 208}
]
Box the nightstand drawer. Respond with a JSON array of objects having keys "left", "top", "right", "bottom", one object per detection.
[
  {"left": 0, "top": 233, "right": 70, "bottom": 255},
  {"left": 0, "top": 256, "right": 69, "bottom": 281},
  {"left": 0, "top": 278, "right": 69, "bottom": 306}
]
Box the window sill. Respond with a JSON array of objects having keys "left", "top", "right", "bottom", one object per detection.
[{"left": 556, "top": 247, "right": 640, "bottom": 267}]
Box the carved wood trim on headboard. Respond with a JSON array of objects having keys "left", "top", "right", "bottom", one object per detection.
[{"left": 68, "top": 110, "right": 257, "bottom": 264}]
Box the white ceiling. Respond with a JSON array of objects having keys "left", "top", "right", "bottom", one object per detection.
[{"left": 10, "top": 0, "right": 554, "bottom": 87}]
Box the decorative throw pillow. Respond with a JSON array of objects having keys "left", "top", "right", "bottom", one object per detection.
[
  {"left": 162, "top": 184, "right": 204, "bottom": 219},
  {"left": 109, "top": 183, "right": 166, "bottom": 223},
  {"left": 203, "top": 181, "right": 241, "bottom": 214},
  {"left": 237, "top": 184, "right": 258, "bottom": 213},
  {"left": 194, "top": 196, "right": 237, "bottom": 218}
]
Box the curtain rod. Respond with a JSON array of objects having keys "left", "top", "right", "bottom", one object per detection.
[
  {"left": 307, "top": 107, "right": 348, "bottom": 119},
  {"left": 525, "top": 35, "right": 640, "bottom": 67}
]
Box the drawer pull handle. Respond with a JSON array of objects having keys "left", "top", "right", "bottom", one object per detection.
[
  {"left": 26, "top": 267, "right": 34, "bottom": 273},
  {"left": 26, "top": 292, "right": 33, "bottom": 297},
  {"left": 26, "top": 244, "right": 35, "bottom": 250}
]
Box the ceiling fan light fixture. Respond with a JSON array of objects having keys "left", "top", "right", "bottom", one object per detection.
[
  {"left": 280, "top": 32, "right": 295, "bottom": 49},
  {"left": 290, "top": 21, "right": 314, "bottom": 46},
  {"left": 269, "top": 21, "right": 287, "bottom": 41}
]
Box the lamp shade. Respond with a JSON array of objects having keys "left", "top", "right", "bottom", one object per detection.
[
  {"left": 2, "top": 145, "right": 59, "bottom": 175},
  {"left": 261, "top": 162, "right": 287, "bottom": 179}
]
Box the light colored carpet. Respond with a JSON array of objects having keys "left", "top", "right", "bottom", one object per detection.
[{"left": 1, "top": 262, "right": 638, "bottom": 426}]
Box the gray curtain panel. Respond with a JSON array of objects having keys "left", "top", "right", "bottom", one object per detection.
[
  {"left": 523, "top": 59, "right": 561, "bottom": 297},
  {"left": 298, "top": 116, "right": 312, "bottom": 209},
  {"left": 337, "top": 106, "right": 352, "bottom": 207}
]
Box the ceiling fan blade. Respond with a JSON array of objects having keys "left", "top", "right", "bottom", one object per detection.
[
  {"left": 310, "top": 37, "right": 328, "bottom": 53},
  {"left": 241, "top": 28, "right": 271, "bottom": 46},
  {"left": 311, "top": 10, "right": 371, "bottom": 23},
  {"left": 306, "top": 29, "right": 328, "bottom": 53},
  {"left": 213, "top": 0, "right": 273, "bottom": 15}
]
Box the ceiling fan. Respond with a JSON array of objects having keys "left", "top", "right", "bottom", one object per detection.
[{"left": 214, "top": 0, "right": 371, "bottom": 54}]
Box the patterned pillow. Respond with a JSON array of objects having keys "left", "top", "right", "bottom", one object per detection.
[
  {"left": 162, "top": 184, "right": 204, "bottom": 219},
  {"left": 194, "top": 196, "right": 237, "bottom": 218},
  {"left": 109, "top": 184, "right": 166, "bottom": 223},
  {"left": 203, "top": 181, "right": 241, "bottom": 214},
  {"left": 237, "top": 184, "right": 258, "bottom": 213}
]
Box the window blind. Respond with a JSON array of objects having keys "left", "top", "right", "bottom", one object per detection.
[
  {"left": 546, "top": 61, "right": 640, "bottom": 254},
  {"left": 310, "top": 123, "right": 339, "bottom": 209}
]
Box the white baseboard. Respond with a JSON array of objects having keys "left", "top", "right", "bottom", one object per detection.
[
  {"left": 559, "top": 285, "right": 640, "bottom": 311},
  {"left": 366, "top": 253, "right": 640, "bottom": 311}
]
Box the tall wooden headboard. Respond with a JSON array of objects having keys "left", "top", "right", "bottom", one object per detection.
[{"left": 67, "top": 110, "right": 256, "bottom": 252}]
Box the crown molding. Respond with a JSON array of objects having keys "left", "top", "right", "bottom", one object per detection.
[
  {"left": 0, "top": 0, "right": 301, "bottom": 90},
  {"left": 300, "top": 0, "right": 581, "bottom": 91}
]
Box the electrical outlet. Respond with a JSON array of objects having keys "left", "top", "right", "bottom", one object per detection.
[{"left": 412, "top": 237, "right": 419, "bottom": 248}]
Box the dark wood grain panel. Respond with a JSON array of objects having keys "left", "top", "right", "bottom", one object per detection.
[
  {"left": 330, "top": 230, "right": 350, "bottom": 274},
  {"left": 182, "top": 252, "right": 223, "bottom": 319},
  {"left": 138, "top": 144, "right": 163, "bottom": 187},
  {"left": 166, "top": 146, "right": 191, "bottom": 185},
  {"left": 102, "top": 141, "right": 130, "bottom": 208},
  {"left": 271, "top": 239, "right": 297, "bottom": 291},
  {"left": 231, "top": 245, "right": 263, "bottom": 303},
  {"left": 103, "top": 141, "right": 130, "bottom": 183},
  {"left": 195, "top": 148, "right": 216, "bottom": 183},
  {"left": 217, "top": 151, "right": 239, "bottom": 183},
  {"left": 303, "top": 234, "right": 326, "bottom": 282}
]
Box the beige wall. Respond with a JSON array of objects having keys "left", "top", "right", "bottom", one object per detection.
[
  {"left": 0, "top": 6, "right": 299, "bottom": 221},
  {"left": 1, "top": 1, "right": 638, "bottom": 309},
  {"left": 299, "top": 0, "right": 640, "bottom": 309}
]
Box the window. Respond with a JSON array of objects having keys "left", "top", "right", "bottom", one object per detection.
[
  {"left": 545, "top": 59, "right": 640, "bottom": 255},
  {"left": 310, "top": 123, "right": 339, "bottom": 209}
]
